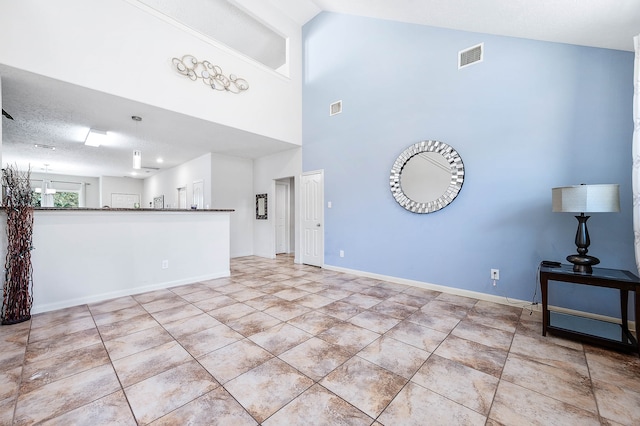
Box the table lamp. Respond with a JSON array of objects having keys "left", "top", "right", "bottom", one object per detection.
[{"left": 552, "top": 184, "right": 620, "bottom": 273}]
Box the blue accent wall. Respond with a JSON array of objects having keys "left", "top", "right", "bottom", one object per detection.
[{"left": 302, "top": 13, "right": 635, "bottom": 318}]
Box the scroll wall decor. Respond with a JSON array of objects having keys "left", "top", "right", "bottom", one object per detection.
[
  {"left": 172, "top": 54, "right": 249, "bottom": 94},
  {"left": 1, "top": 165, "right": 34, "bottom": 325}
]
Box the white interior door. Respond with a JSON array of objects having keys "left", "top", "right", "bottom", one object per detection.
[
  {"left": 111, "top": 193, "right": 140, "bottom": 208},
  {"left": 177, "top": 187, "right": 187, "bottom": 209},
  {"left": 301, "top": 170, "right": 324, "bottom": 267},
  {"left": 275, "top": 182, "right": 289, "bottom": 254}
]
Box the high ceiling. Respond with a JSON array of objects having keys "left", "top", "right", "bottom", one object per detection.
[
  {"left": 2, "top": 0, "right": 638, "bottom": 178},
  {"left": 288, "top": 0, "right": 640, "bottom": 52}
]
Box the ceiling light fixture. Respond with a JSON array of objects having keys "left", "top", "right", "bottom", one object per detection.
[
  {"left": 85, "top": 129, "right": 108, "bottom": 147},
  {"left": 34, "top": 144, "right": 56, "bottom": 150},
  {"left": 157, "top": 158, "right": 163, "bottom": 163},
  {"left": 34, "top": 187, "right": 56, "bottom": 194},
  {"left": 133, "top": 150, "right": 142, "bottom": 170}
]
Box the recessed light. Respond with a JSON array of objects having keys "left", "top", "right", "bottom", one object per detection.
[
  {"left": 34, "top": 144, "right": 56, "bottom": 150},
  {"left": 156, "top": 158, "right": 163, "bottom": 163}
]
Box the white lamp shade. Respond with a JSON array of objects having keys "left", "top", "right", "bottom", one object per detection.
[
  {"left": 85, "top": 129, "right": 108, "bottom": 147},
  {"left": 552, "top": 184, "right": 620, "bottom": 213}
]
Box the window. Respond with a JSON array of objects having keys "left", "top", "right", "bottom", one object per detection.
[{"left": 32, "top": 191, "right": 79, "bottom": 208}]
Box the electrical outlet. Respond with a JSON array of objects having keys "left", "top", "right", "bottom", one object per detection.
[
  {"left": 491, "top": 269, "right": 499, "bottom": 280},
  {"left": 162, "top": 260, "right": 169, "bottom": 269},
  {"left": 339, "top": 250, "right": 344, "bottom": 258}
]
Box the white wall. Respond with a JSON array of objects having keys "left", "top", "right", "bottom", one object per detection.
[
  {"left": 143, "top": 153, "right": 211, "bottom": 209},
  {"left": 0, "top": 0, "right": 302, "bottom": 146},
  {"left": 28, "top": 210, "right": 230, "bottom": 313},
  {"left": 0, "top": 76, "right": 3, "bottom": 172},
  {"left": 253, "top": 147, "right": 302, "bottom": 260},
  {"left": 100, "top": 176, "right": 144, "bottom": 208},
  {"left": 211, "top": 153, "right": 254, "bottom": 257}
]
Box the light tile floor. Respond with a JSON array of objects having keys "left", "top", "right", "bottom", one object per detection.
[{"left": 2, "top": 254, "right": 640, "bottom": 425}]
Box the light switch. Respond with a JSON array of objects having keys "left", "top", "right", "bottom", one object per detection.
[{"left": 328, "top": 201, "right": 332, "bottom": 208}]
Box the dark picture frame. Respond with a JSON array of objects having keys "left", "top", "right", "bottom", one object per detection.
[{"left": 256, "top": 193, "right": 267, "bottom": 219}]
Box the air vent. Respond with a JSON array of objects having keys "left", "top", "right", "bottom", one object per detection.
[
  {"left": 329, "top": 100, "right": 342, "bottom": 116},
  {"left": 458, "top": 43, "right": 483, "bottom": 69}
]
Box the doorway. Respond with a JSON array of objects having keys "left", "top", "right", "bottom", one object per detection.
[
  {"left": 275, "top": 181, "right": 289, "bottom": 254},
  {"left": 275, "top": 177, "right": 295, "bottom": 255},
  {"left": 177, "top": 186, "right": 187, "bottom": 209}
]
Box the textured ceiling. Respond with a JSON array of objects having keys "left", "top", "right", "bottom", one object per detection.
[
  {"left": 2, "top": 0, "right": 638, "bottom": 179},
  {"left": 0, "top": 65, "right": 296, "bottom": 178}
]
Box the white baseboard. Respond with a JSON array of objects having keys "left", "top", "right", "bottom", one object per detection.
[
  {"left": 31, "top": 271, "right": 230, "bottom": 315},
  {"left": 323, "top": 264, "right": 637, "bottom": 329}
]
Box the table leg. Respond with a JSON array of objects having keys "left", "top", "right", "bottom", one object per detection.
[
  {"left": 635, "top": 290, "right": 640, "bottom": 355},
  {"left": 621, "top": 289, "right": 629, "bottom": 332},
  {"left": 541, "top": 274, "right": 548, "bottom": 336}
]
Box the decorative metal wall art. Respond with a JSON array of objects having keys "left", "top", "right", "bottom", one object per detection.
[
  {"left": 172, "top": 55, "right": 249, "bottom": 94},
  {"left": 1, "top": 165, "right": 34, "bottom": 325}
]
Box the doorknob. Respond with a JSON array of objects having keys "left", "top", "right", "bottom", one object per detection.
[{"left": 316, "top": 223, "right": 321, "bottom": 227}]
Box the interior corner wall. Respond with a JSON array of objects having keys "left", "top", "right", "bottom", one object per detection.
[
  {"left": 143, "top": 153, "right": 211, "bottom": 209},
  {"left": 0, "top": 76, "right": 3, "bottom": 176},
  {"left": 0, "top": 77, "right": 4, "bottom": 267},
  {"left": 253, "top": 148, "right": 302, "bottom": 259},
  {"left": 211, "top": 153, "right": 254, "bottom": 257},
  {"left": 302, "top": 13, "right": 635, "bottom": 319}
]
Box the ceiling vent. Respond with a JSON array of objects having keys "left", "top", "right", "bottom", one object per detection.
[
  {"left": 329, "top": 100, "right": 342, "bottom": 116},
  {"left": 458, "top": 43, "right": 483, "bottom": 69}
]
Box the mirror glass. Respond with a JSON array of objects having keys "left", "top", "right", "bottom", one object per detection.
[
  {"left": 401, "top": 152, "right": 451, "bottom": 202},
  {"left": 390, "top": 140, "right": 464, "bottom": 214}
]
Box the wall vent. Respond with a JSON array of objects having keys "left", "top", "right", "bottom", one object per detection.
[
  {"left": 458, "top": 43, "right": 483, "bottom": 69},
  {"left": 329, "top": 100, "right": 342, "bottom": 116}
]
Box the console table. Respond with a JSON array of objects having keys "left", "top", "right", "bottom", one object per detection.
[{"left": 539, "top": 263, "right": 640, "bottom": 354}]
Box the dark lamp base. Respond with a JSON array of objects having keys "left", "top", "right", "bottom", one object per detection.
[{"left": 566, "top": 254, "right": 600, "bottom": 274}]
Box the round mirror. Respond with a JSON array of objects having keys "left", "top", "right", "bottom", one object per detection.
[{"left": 390, "top": 140, "right": 464, "bottom": 213}]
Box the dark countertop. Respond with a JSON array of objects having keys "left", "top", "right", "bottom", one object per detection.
[{"left": 32, "top": 207, "right": 235, "bottom": 212}]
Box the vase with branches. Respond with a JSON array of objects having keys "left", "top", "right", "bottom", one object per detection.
[{"left": 2, "top": 165, "right": 34, "bottom": 325}]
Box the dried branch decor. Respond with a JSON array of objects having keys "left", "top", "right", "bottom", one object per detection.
[{"left": 2, "top": 165, "right": 34, "bottom": 325}]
